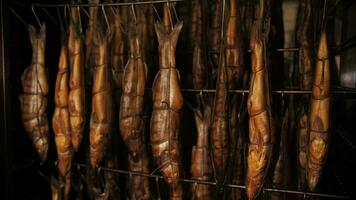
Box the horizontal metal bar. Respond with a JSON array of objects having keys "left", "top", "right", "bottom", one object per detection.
[
  {"left": 177, "top": 88, "right": 356, "bottom": 95},
  {"left": 32, "top": 0, "right": 184, "bottom": 8},
  {"left": 72, "top": 162, "right": 348, "bottom": 199}
]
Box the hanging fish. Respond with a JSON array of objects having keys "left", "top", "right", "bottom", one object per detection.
[
  {"left": 211, "top": 41, "right": 229, "bottom": 186},
  {"left": 225, "top": 0, "right": 245, "bottom": 89},
  {"left": 296, "top": 0, "right": 314, "bottom": 190},
  {"left": 68, "top": 6, "right": 85, "bottom": 151},
  {"left": 307, "top": 31, "right": 330, "bottom": 191},
  {"left": 110, "top": 6, "right": 125, "bottom": 95},
  {"left": 20, "top": 24, "right": 49, "bottom": 161},
  {"left": 150, "top": 21, "right": 184, "bottom": 200},
  {"left": 191, "top": 0, "right": 206, "bottom": 90},
  {"left": 210, "top": 0, "right": 223, "bottom": 69},
  {"left": 89, "top": 32, "right": 114, "bottom": 167},
  {"left": 191, "top": 102, "right": 213, "bottom": 200},
  {"left": 53, "top": 35, "right": 74, "bottom": 200},
  {"left": 246, "top": 0, "right": 274, "bottom": 199},
  {"left": 120, "top": 25, "right": 151, "bottom": 200}
]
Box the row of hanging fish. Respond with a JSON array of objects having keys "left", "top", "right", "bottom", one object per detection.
[{"left": 19, "top": 0, "right": 332, "bottom": 199}]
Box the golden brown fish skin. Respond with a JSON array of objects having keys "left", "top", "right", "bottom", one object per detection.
[
  {"left": 307, "top": 32, "right": 330, "bottom": 191},
  {"left": 150, "top": 22, "right": 184, "bottom": 200},
  {"left": 119, "top": 27, "right": 151, "bottom": 200},
  {"left": 246, "top": 1, "right": 273, "bottom": 199},
  {"left": 68, "top": 7, "right": 85, "bottom": 152},
  {"left": 20, "top": 24, "right": 49, "bottom": 161},
  {"left": 110, "top": 8, "right": 125, "bottom": 92},
  {"left": 191, "top": 104, "right": 213, "bottom": 200},
  {"left": 89, "top": 32, "right": 114, "bottom": 167},
  {"left": 210, "top": 0, "right": 222, "bottom": 68},
  {"left": 211, "top": 49, "right": 229, "bottom": 184},
  {"left": 225, "top": 0, "right": 245, "bottom": 89},
  {"left": 52, "top": 37, "right": 74, "bottom": 200}
]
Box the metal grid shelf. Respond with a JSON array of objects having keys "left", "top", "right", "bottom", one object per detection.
[{"left": 70, "top": 162, "right": 349, "bottom": 199}]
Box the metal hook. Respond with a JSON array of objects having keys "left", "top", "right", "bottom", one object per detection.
[
  {"left": 77, "top": 6, "right": 83, "bottom": 34},
  {"left": 10, "top": 7, "right": 27, "bottom": 27},
  {"left": 131, "top": 4, "right": 137, "bottom": 24},
  {"left": 155, "top": 176, "right": 162, "bottom": 200},
  {"left": 42, "top": 7, "right": 58, "bottom": 26},
  {"left": 101, "top": 3, "right": 111, "bottom": 35},
  {"left": 97, "top": 166, "right": 105, "bottom": 188},
  {"left": 31, "top": 4, "right": 41, "bottom": 28},
  {"left": 151, "top": 3, "right": 162, "bottom": 23}
]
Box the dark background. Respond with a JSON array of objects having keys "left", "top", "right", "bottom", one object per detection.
[{"left": 1, "top": 0, "right": 356, "bottom": 199}]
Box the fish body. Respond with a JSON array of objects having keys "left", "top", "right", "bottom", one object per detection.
[
  {"left": 20, "top": 24, "right": 49, "bottom": 161},
  {"left": 150, "top": 22, "right": 184, "bottom": 200}
]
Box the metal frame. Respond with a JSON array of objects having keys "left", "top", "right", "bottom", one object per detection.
[
  {"left": 72, "top": 162, "right": 349, "bottom": 199},
  {"left": 0, "top": 0, "right": 12, "bottom": 199},
  {"left": 31, "top": 0, "right": 185, "bottom": 8}
]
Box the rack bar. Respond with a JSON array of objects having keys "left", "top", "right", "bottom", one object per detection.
[
  {"left": 72, "top": 162, "right": 348, "bottom": 199},
  {"left": 177, "top": 88, "right": 356, "bottom": 95},
  {"left": 32, "top": 0, "right": 185, "bottom": 8}
]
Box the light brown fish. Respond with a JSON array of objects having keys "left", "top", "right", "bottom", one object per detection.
[
  {"left": 89, "top": 32, "right": 114, "bottom": 167},
  {"left": 20, "top": 24, "right": 49, "bottom": 161},
  {"left": 120, "top": 26, "right": 151, "bottom": 200},
  {"left": 246, "top": 1, "right": 274, "bottom": 199},
  {"left": 150, "top": 22, "right": 184, "bottom": 200},
  {"left": 191, "top": 103, "right": 213, "bottom": 200},
  {"left": 307, "top": 31, "right": 330, "bottom": 191},
  {"left": 68, "top": 6, "right": 85, "bottom": 151}
]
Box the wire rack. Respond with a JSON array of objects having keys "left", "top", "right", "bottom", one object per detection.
[{"left": 69, "top": 162, "right": 348, "bottom": 199}]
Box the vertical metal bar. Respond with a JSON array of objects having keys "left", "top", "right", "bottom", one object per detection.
[{"left": 0, "top": 0, "right": 11, "bottom": 199}]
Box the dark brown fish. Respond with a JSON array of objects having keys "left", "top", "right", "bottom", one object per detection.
[
  {"left": 297, "top": 0, "right": 314, "bottom": 92},
  {"left": 191, "top": 104, "right": 213, "bottom": 200},
  {"left": 20, "top": 24, "right": 49, "bottom": 161},
  {"left": 296, "top": 0, "right": 314, "bottom": 190},
  {"left": 120, "top": 26, "right": 151, "bottom": 200},
  {"left": 246, "top": 1, "right": 274, "bottom": 199},
  {"left": 307, "top": 31, "right": 330, "bottom": 191},
  {"left": 229, "top": 95, "right": 245, "bottom": 200},
  {"left": 89, "top": 32, "right": 114, "bottom": 167},
  {"left": 210, "top": 0, "right": 222, "bottom": 68},
  {"left": 110, "top": 8, "right": 125, "bottom": 93},
  {"left": 85, "top": 0, "right": 101, "bottom": 80},
  {"left": 191, "top": 0, "right": 206, "bottom": 90},
  {"left": 68, "top": 6, "right": 85, "bottom": 151},
  {"left": 150, "top": 22, "right": 184, "bottom": 200},
  {"left": 270, "top": 109, "right": 289, "bottom": 200},
  {"left": 211, "top": 44, "right": 229, "bottom": 185}
]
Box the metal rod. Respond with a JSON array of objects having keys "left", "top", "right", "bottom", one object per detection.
[
  {"left": 32, "top": 0, "right": 185, "bottom": 8},
  {"left": 169, "top": 88, "right": 356, "bottom": 95},
  {"left": 72, "top": 162, "right": 348, "bottom": 199}
]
